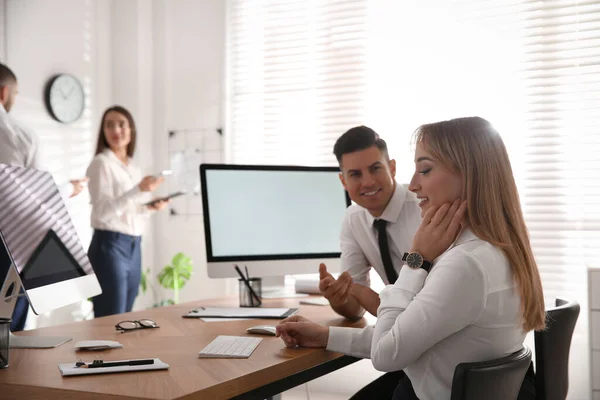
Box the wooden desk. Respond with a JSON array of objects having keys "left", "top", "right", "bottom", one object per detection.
[{"left": 0, "top": 297, "right": 365, "bottom": 400}]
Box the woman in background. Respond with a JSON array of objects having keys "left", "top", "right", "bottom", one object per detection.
[
  {"left": 276, "top": 117, "right": 545, "bottom": 400},
  {"left": 87, "top": 105, "right": 168, "bottom": 318}
]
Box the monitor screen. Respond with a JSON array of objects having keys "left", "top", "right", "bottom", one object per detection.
[
  {"left": 200, "top": 164, "right": 350, "bottom": 278},
  {"left": 20, "top": 229, "right": 86, "bottom": 289}
]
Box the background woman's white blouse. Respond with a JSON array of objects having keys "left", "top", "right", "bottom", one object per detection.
[{"left": 86, "top": 149, "right": 151, "bottom": 236}]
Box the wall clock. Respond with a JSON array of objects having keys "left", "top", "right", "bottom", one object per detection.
[{"left": 44, "top": 74, "right": 85, "bottom": 123}]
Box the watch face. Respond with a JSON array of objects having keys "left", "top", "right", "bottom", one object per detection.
[
  {"left": 406, "top": 252, "right": 423, "bottom": 269},
  {"left": 46, "top": 74, "right": 85, "bottom": 123}
]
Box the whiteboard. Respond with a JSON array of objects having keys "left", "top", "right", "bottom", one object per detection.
[{"left": 168, "top": 128, "right": 223, "bottom": 215}]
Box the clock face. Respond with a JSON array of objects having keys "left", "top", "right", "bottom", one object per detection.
[{"left": 46, "top": 74, "right": 85, "bottom": 123}]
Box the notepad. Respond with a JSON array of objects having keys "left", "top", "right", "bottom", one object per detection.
[
  {"left": 183, "top": 307, "right": 298, "bottom": 319},
  {"left": 58, "top": 358, "right": 169, "bottom": 376}
]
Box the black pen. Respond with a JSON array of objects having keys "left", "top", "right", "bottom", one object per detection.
[
  {"left": 234, "top": 265, "right": 261, "bottom": 306},
  {"left": 244, "top": 265, "right": 250, "bottom": 280},
  {"left": 85, "top": 359, "right": 154, "bottom": 369}
]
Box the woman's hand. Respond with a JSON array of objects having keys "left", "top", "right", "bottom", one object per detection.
[
  {"left": 147, "top": 199, "right": 169, "bottom": 211},
  {"left": 69, "top": 177, "right": 89, "bottom": 197},
  {"left": 276, "top": 315, "right": 329, "bottom": 348},
  {"left": 410, "top": 199, "right": 467, "bottom": 262},
  {"left": 138, "top": 176, "right": 164, "bottom": 192}
]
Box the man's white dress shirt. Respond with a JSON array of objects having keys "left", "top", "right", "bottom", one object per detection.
[
  {"left": 0, "top": 104, "right": 75, "bottom": 198},
  {"left": 327, "top": 228, "right": 526, "bottom": 400},
  {"left": 340, "top": 183, "right": 421, "bottom": 285},
  {"left": 86, "top": 149, "right": 150, "bottom": 236},
  {"left": 0, "top": 104, "right": 40, "bottom": 169}
]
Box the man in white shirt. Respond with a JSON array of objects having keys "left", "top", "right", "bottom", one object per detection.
[
  {"left": 0, "top": 62, "right": 87, "bottom": 331},
  {"left": 317, "top": 126, "right": 421, "bottom": 398},
  {"left": 320, "top": 126, "right": 421, "bottom": 319},
  {"left": 0, "top": 63, "right": 88, "bottom": 198}
]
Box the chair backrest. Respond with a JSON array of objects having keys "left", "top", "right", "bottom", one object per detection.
[
  {"left": 450, "top": 346, "right": 532, "bottom": 400},
  {"left": 534, "top": 298, "right": 580, "bottom": 400}
]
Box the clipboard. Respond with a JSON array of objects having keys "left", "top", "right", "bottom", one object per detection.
[
  {"left": 143, "top": 191, "right": 186, "bottom": 206},
  {"left": 183, "top": 307, "right": 298, "bottom": 319}
]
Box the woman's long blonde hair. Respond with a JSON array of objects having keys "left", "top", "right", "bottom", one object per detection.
[{"left": 414, "top": 116, "right": 545, "bottom": 332}]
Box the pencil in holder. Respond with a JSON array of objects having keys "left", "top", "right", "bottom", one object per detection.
[
  {"left": 238, "top": 278, "right": 262, "bottom": 307},
  {"left": 0, "top": 318, "right": 11, "bottom": 368}
]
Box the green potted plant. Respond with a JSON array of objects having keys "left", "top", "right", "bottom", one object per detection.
[
  {"left": 140, "top": 252, "right": 193, "bottom": 306},
  {"left": 158, "top": 252, "right": 193, "bottom": 305}
]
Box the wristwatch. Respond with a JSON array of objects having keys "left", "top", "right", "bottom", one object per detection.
[{"left": 402, "top": 252, "right": 432, "bottom": 272}]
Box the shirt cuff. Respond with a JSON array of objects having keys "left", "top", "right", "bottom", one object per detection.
[
  {"left": 129, "top": 184, "right": 142, "bottom": 196},
  {"left": 326, "top": 326, "right": 356, "bottom": 354},
  {"left": 378, "top": 267, "right": 428, "bottom": 311}
]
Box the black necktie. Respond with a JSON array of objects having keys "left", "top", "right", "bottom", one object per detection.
[{"left": 374, "top": 219, "right": 398, "bottom": 284}]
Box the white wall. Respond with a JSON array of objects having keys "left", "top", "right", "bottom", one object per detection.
[
  {"left": 103, "top": 0, "right": 231, "bottom": 307},
  {"left": 152, "top": 0, "right": 230, "bottom": 303},
  {"left": 0, "top": 0, "right": 6, "bottom": 62}
]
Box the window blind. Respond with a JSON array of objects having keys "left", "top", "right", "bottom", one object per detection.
[
  {"left": 226, "top": 0, "right": 367, "bottom": 166},
  {"left": 365, "top": 0, "right": 598, "bottom": 302},
  {"left": 515, "top": 0, "right": 600, "bottom": 308}
]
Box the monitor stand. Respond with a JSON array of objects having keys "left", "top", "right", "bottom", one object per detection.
[
  {"left": 0, "top": 264, "right": 72, "bottom": 348},
  {"left": 260, "top": 276, "right": 308, "bottom": 299}
]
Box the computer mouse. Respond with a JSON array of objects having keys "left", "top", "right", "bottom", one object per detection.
[{"left": 246, "top": 325, "right": 277, "bottom": 336}]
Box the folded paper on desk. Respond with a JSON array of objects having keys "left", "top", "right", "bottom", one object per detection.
[
  {"left": 184, "top": 307, "right": 298, "bottom": 319},
  {"left": 299, "top": 297, "right": 330, "bottom": 306},
  {"left": 58, "top": 358, "right": 169, "bottom": 376},
  {"left": 294, "top": 278, "right": 321, "bottom": 294}
]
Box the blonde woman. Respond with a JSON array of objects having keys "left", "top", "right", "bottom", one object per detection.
[{"left": 276, "top": 117, "right": 545, "bottom": 400}]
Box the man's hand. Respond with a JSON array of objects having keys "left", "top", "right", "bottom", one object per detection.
[
  {"left": 410, "top": 199, "right": 467, "bottom": 262},
  {"left": 276, "top": 315, "right": 329, "bottom": 348},
  {"left": 350, "top": 283, "right": 381, "bottom": 316},
  {"left": 319, "top": 263, "right": 352, "bottom": 307},
  {"left": 70, "top": 177, "right": 89, "bottom": 198}
]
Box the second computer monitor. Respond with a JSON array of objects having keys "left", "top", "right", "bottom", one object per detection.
[
  {"left": 0, "top": 164, "right": 101, "bottom": 316},
  {"left": 200, "top": 164, "right": 350, "bottom": 278}
]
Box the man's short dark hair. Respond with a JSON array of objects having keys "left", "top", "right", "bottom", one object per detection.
[
  {"left": 333, "top": 125, "right": 389, "bottom": 164},
  {"left": 0, "top": 63, "right": 17, "bottom": 88}
]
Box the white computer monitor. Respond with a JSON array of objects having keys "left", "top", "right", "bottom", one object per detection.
[
  {"left": 200, "top": 164, "right": 350, "bottom": 280},
  {"left": 0, "top": 164, "right": 101, "bottom": 348}
]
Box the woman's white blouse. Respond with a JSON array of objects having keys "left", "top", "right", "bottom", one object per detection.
[
  {"left": 86, "top": 149, "right": 151, "bottom": 236},
  {"left": 326, "top": 228, "right": 526, "bottom": 400}
]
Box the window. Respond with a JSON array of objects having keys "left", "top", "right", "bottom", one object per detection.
[{"left": 226, "top": 0, "right": 368, "bottom": 166}]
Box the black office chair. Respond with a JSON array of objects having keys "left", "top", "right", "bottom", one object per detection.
[
  {"left": 450, "top": 346, "right": 532, "bottom": 400},
  {"left": 534, "top": 298, "right": 580, "bottom": 400}
]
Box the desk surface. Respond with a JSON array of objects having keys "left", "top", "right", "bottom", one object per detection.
[{"left": 0, "top": 297, "right": 365, "bottom": 400}]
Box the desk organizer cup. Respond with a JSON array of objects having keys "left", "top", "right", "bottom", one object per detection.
[
  {"left": 0, "top": 318, "right": 11, "bottom": 368},
  {"left": 238, "top": 278, "right": 262, "bottom": 307}
]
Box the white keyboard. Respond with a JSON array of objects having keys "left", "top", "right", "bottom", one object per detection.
[{"left": 198, "top": 335, "right": 263, "bottom": 359}]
